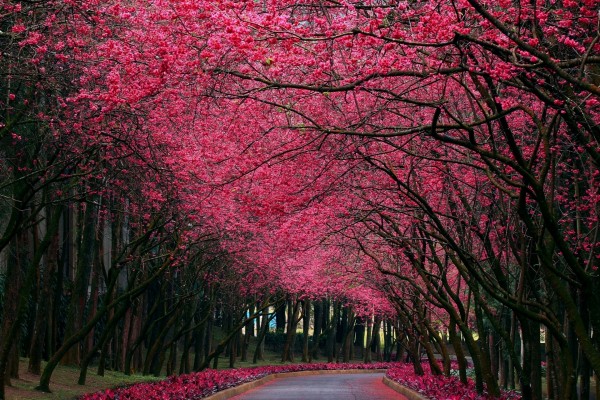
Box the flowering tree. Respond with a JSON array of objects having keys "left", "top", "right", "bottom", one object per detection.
[{"left": 1, "top": 1, "right": 599, "bottom": 399}]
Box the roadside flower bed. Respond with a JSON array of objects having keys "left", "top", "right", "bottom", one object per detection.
[
  {"left": 386, "top": 363, "right": 522, "bottom": 400},
  {"left": 81, "top": 361, "right": 523, "bottom": 400},
  {"left": 80, "top": 362, "right": 394, "bottom": 399}
]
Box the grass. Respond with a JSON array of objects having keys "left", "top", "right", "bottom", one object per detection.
[
  {"left": 6, "top": 359, "right": 161, "bottom": 400},
  {"left": 5, "top": 347, "right": 286, "bottom": 399},
  {"left": 5, "top": 332, "right": 366, "bottom": 400}
]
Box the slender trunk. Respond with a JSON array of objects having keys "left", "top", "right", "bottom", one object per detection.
[
  {"left": 342, "top": 310, "right": 355, "bottom": 363},
  {"left": 0, "top": 203, "right": 61, "bottom": 398},
  {"left": 62, "top": 200, "right": 99, "bottom": 366},
  {"left": 449, "top": 319, "right": 468, "bottom": 384},
  {"left": 310, "top": 300, "right": 322, "bottom": 362},
  {"left": 275, "top": 300, "right": 286, "bottom": 332},
  {"left": 240, "top": 309, "right": 252, "bottom": 362},
  {"left": 180, "top": 329, "right": 193, "bottom": 374},
  {"left": 193, "top": 320, "right": 207, "bottom": 370},
  {"left": 37, "top": 256, "right": 167, "bottom": 392},
  {"left": 302, "top": 300, "right": 310, "bottom": 362},
  {"left": 143, "top": 308, "right": 180, "bottom": 376},
  {"left": 281, "top": 300, "right": 301, "bottom": 362},
  {"left": 326, "top": 301, "right": 339, "bottom": 362},
  {"left": 229, "top": 328, "right": 239, "bottom": 368},
  {"left": 253, "top": 307, "right": 276, "bottom": 364},
  {"left": 29, "top": 226, "right": 59, "bottom": 374},
  {"left": 78, "top": 300, "right": 129, "bottom": 385},
  {"left": 354, "top": 317, "right": 365, "bottom": 361},
  {"left": 364, "top": 316, "right": 373, "bottom": 363}
]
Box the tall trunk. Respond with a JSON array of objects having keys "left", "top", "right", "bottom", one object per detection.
[
  {"left": 229, "top": 328, "right": 239, "bottom": 368},
  {"left": 372, "top": 317, "right": 383, "bottom": 362},
  {"left": 240, "top": 307, "right": 252, "bottom": 362},
  {"left": 325, "top": 301, "right": 339, "bottom": 362},
  {"left": 28, "top": 229, "right": 59, "bottom": 375},
  {"left": 180, "top": 329, "right": 193, "bottom": 374},
  {"left": 253, "top": 306, "right": 277, "bottom": 364},
  {"left": 193, "top": 320, "right": 207, "bottom": 371},
  {"left": 302, "top": 300, "right": 310, "bottom": 362},
  {"left": 0, "top": 201, "right": 62, "bottom": 398},
  {"left": 342, "top": 309, "right": 355, "bottom": 363},
  {"left": 84, "top": 252, "right": 100, "bottom": 364},
  {"left": 281, "top": 300, "right": 301, "bottom": 362},
  {"left": 578, "top": 288, "right": 590, "bottom": 400},
  {"left": 144, "top": 308, "right": 180, "bottom": 376},
  {"left": 1, "top": 226, "right": 26, "bottom": 393},
  {"left": 275, "top": 299, "right": 286, "bottom": 332},
  {"left": 78, "top": 300, "right": 130, "bottom": 385},
  {"left": 252, "top": 309, "right": 269, "bottom": 363},
  {"left": 310, "top": 300, "right": 323, "bottom": 362},
  {"left": 449, "top": 319, "right": 468, "bottom": 384},
  {"left": 354, "top": 316, "right": 365, "bottom": 360},
  {"left": 383, "top": 319, "right": 393, "bottom": 362},
  {"left": 166, "top": 342, "right": 177, "bottom": 376},
  {"left": 62, "top": 199, "right": 99, "bottom": 366},
  {"left": 37, "top": 256, "right": 167, "bottom": 392},
  {"left": 364, "top": 316, "right": 373, "bottom": 363},
  {"left": 473, "top": 284, "right": 500, "bottom": 397},
  {"left": 336, "top": 307, "right": 348, "bottom": 363}
]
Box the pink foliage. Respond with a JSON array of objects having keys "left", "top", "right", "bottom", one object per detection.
[
  {"left": 386, "top": 364, "right": 521, "bottom": 400},
  {"left": 80, "top": 362, "right": 395, "bottom": 400},
  {"left": 80, "top": 362, "right": 524, "bottom": 400}
]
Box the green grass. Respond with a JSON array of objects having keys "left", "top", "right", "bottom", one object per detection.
[
  {"left": 6, "top": 343, "right": 284, "bottom": 399},
  {"left": 6, "top": 359, "right": 161, "bottom": 400},
  {"left": 5, "top": 332, "right": 361, "bottom": 399}
]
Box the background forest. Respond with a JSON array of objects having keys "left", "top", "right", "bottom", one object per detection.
[{"left": 0, "top": 0, "right": 599, "bottom": 399}]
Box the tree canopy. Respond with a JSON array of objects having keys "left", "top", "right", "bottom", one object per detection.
[{"left": 1, "top": 1, "right": 599, "bottom": 399}]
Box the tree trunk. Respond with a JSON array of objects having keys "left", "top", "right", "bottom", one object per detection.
[
  {"left": 302, "top": 300, "right": 310, "bottom": 362},
  {"left": 325, "top": 301, "right": 339, "bottom": 362},
  {"left": 449, "top": 319, "right": 468, "bottom": 384},
  {"left": 78, "top": 300, "right": 130, "bottom": 385},
  {"left": 281, "top": 300, "right": 301, "bottom": 362},
  {"left": 342, "top": 310, "right": 355, "bottom": 363},
  {"left": 310, "top": 300, "right": 323, "bottom": 362},
  {"left": 253, "top": 304, "right": 278, "bottom": 364},
  {"left": 28, "top": 230, "right": 59, "bottom": 375},
  {"left": 0, "top": 201, "right": 62, "bottom": 398},
  {"left": 336, "top": 306, "right": 348, "bottom": 362},
  {"left": 354, "top": 317, "right": 365, "bottom": 360},
  {"left": 275, "top": 299, "right": 286, "bottom": 332},
  {"left": 62, "top": 200, "right": 99, "bottom": 366},
  {"left": 364, "top": 316, "right": 373, "bottom": 363}
]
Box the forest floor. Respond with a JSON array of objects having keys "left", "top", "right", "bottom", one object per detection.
[
  {"left": 5, "top": 359, "right": 160, "bottom": 400},
  {"left": 6, "top": 353, "right": 286, "bottom": 400}
]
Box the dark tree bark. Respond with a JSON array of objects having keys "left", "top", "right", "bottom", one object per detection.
[
  {"left": 62, "top": 199, "right": 99, "bottom": 366},
  {"left": 310, "top": 300, "right": 323, "bottom": 362},
  {"left": 28, "top": 225, "right": 60, "bottom": 375},
  {"left": 281, "top": 300, "right": 301, "bottom": 362},
  {"left": 302, "top": 300, "right": 311, "bottom": 362}
]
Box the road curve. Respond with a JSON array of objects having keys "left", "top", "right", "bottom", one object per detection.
[{"left": 229, "top": 372, "right": 409, "bottom": 400}]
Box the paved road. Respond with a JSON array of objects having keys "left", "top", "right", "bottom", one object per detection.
[{"left": 229, "top": 373, "right": 408, "bottom": 400}]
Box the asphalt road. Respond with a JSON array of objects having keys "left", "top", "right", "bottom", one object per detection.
[{"left": 229, "top": 372, "right": 408, "bottom": 400}]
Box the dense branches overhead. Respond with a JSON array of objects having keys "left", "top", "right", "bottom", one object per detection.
[{"left": 1, "top": 0, "right": 599, "bottom": 397}]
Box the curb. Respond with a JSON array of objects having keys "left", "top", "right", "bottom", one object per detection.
[
  {"left": 382, "top": 376, "right": 429, "bottom": 400},
  {"left": 205, "top": 369, "right": 427, "bottom": 399}
]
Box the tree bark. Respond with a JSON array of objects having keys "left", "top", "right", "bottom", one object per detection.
[{"left": 310, "top": 300, "right": 322, "bottom": 362}]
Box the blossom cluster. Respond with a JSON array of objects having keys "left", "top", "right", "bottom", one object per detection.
[
  {"left": 80, "top": 362, "right": 394, "bottom": 400},
  {"left": 385, "top": 364, "right": 522, "bottom": 400}
]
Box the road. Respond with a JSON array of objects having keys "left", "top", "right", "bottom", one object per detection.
[{"left": 229, "top": 372, "right": 408, "bottom": 400}]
